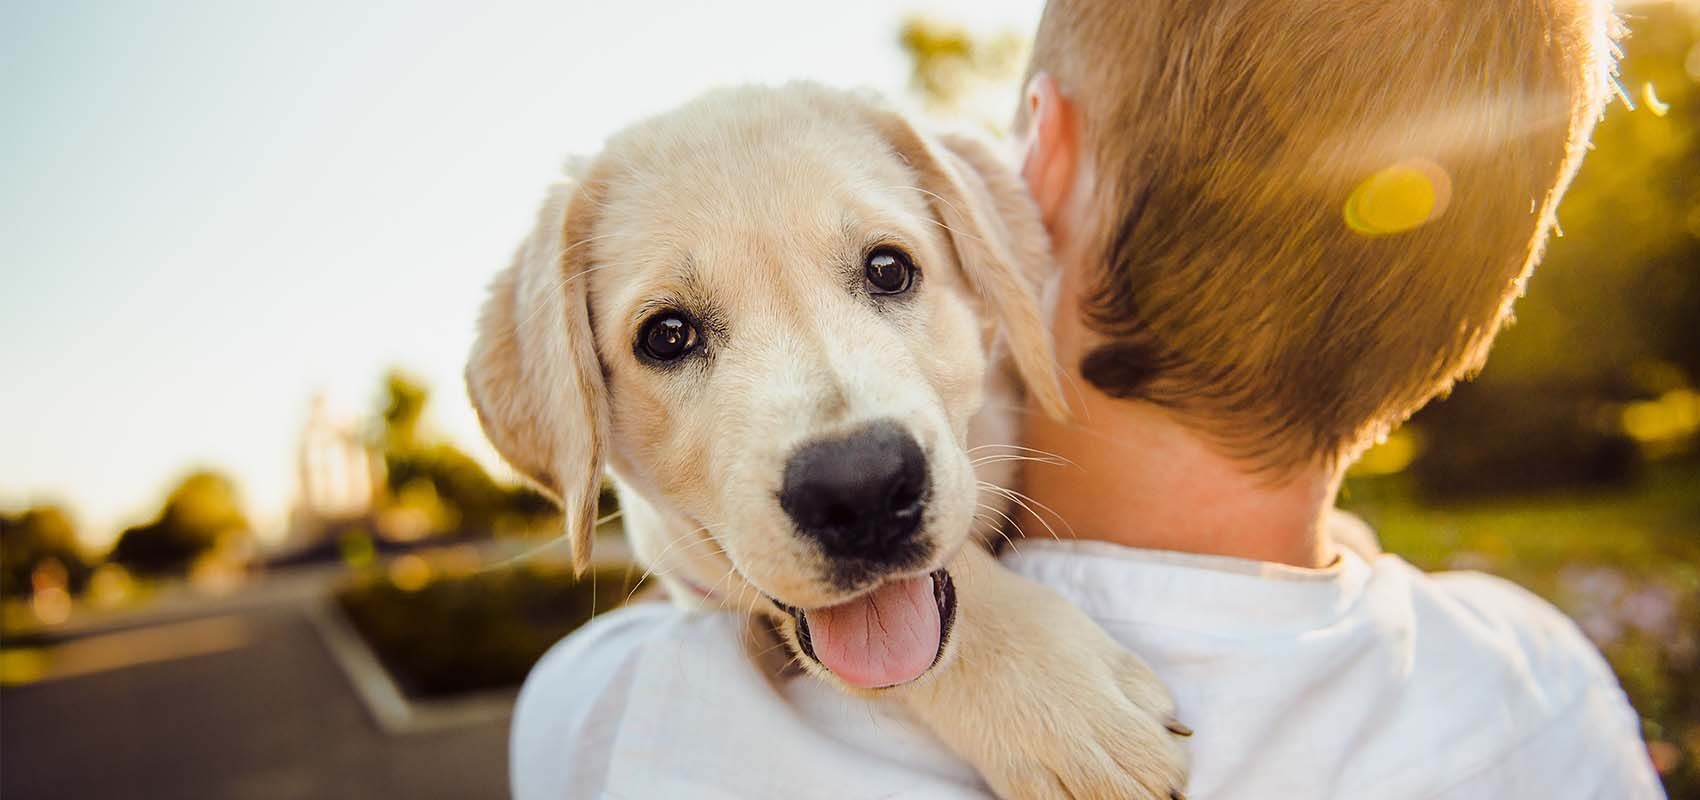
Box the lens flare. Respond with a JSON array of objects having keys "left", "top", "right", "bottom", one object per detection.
[
  {"left": 1642, "top": 83, "right": 1670, "bottom": 117},
  {"left": 1344, "top": 159, "right": 1452, "bottom": 236}
]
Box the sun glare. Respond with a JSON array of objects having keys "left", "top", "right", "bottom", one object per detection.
[{"left": 1343, "top": 159, "right": 1453, "bottom": 237}]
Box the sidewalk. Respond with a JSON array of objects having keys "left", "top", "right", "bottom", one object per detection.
[{"left": 1, "top": 605, "right": 510, "bottom": 799}]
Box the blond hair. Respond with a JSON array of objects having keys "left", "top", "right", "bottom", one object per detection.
[{"left": 1024, "top": 0, "right": 1619, "bottom": 469}]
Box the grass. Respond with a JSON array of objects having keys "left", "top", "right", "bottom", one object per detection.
[{"left": 1346, "top": 463, "right": 1700, "bottom": 584}]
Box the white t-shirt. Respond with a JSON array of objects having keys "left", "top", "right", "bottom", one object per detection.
[{"left": 510, "top": 535, "right": 1664, "bottom": 799}]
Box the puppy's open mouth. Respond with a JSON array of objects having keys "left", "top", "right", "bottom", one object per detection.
[{"left": 772, "top": 568, "right": 956, "bottom": 689}]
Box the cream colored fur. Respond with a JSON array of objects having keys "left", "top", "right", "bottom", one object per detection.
[{"left": 467, "top": 84, "right": 1188, "bottom": 799}]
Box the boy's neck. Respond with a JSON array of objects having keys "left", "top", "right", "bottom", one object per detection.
[
  {"left": 1010, "top": 146, "right": 1341, "bottom": 569},
  {"left": 1015, "top": 393, "right": 1342, "bottom": 568}
]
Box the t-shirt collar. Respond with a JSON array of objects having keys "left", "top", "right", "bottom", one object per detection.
[{"left": 999, "top": 515, "right": 1376, "bottom": 635}]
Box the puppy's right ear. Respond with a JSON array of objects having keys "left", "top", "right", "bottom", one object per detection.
[
  {"left": 466, "top": 176, "right": 609, "bottom": 575},
  {"left": 861, "top": 106, "right": 1071, "bottom": 421}
]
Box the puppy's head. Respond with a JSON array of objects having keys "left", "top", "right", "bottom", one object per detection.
[{"left": 468, "top": 85, "right": 1063, "bottom": 688}]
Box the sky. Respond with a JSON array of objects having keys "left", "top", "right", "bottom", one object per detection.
[{"left": 0, "top": 0, "right": 1043, "bottom": 548}]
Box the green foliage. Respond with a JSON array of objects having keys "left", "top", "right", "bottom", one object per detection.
[
  {"left": 380, "top": 369, "right": 429, "bottom": 452},
  {"left": 1409, "top": 382, "right": 1641, "bottom": 499},
  {"left": 335, "top": 562, "right": 643, "bottom": 698},
  {"left": 1404, "top": 5, "right": 1700, "bottom": 494},
  {"left": 373, "top": 368, "right": 558, "bottom": 537},
  {"left": 0, "top": 505, "right": 90, "bottom": 599},
  {"left": 899, "top": 17, "right": 1025, "bottom": 117},
  {"left": 109, "top": 470, "right": 249, "bottom": 576},
  {"left": 385, "top": 443, "right": 510, "bottom": 532},
  {"left": 1481, "top": 6, "right": 1700, "bottom": 387}
]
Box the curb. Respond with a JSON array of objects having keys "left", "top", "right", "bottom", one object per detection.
[{"left": 305, "top": 599, "right": 517, "bottom": 736}]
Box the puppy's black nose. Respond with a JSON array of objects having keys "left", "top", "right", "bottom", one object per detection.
[{"left": 779, "top": 421, "right": 930, "bottom": 562}]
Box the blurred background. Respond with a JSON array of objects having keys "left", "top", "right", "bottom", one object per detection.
[{"left": 2, "top": 1, "right": 1696, "bottom": 797}]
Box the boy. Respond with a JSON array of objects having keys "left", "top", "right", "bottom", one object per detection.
[{"left": 511, "top": 0, "right": 1664, "bottom": 796}]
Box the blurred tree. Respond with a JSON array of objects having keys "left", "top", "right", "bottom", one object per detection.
[
  {"left": 1409, "top": 4, "right": 1700, "bottom": 495},
  {"left": 1483, "top": 6, "right": 1700, "bottom": 386},
  {"left": 0, "top": 505, "right": 91, "bottom": 599},
  {"left": 380, "top": 370, "right": 428, "bottom": 452},
  {"left": 900, "top": 17, "right": 1025, "bottom": 121},
  {"left": 373, "top": 369, "right": 556, "bottom": 537},
  {"left": 110, "top": 471, "right": 250, "bottom": 575}
]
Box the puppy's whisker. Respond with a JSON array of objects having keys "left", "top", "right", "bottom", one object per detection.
[
  {"left": 968, "top": 447, "right": 1078, "bottom": 478},
  {"left": 980, "top": 482, "right": 1071, "bottom": 542},
  {"left": 740, "top": 579, "right": 760, "bottom": 615},
  {"left": 633, "top": 536, "right": 732, "bottom": 598},
  {"left": 967, "top": 443, "right": 1042, "bottom": 453},
  {"left": 729, "top": 572, "right": 749, "bottom": 613},
  {"left": 628, "top": 521, "right": 716, "bottom": 576},
  {"left": 967, "top": 443, "right": 1076, "bottom": 466},
  {"left": 751, "top": 638, "right": 798, "bottom": 661},
  {"left": 476, "top": 508, "right": 625, "bottom": 574},
  {"left": 981, "top": 482, "right": 1051, "bottom": 525},
  {"left": 970, "top": 453, "right": 1067, "bottom": 463},
  {"left": 972, "top": 513, "right": 1020, "bottom": 553},
  {"left": 988, "top": 482, "right": 1078, "bottom": 541},
  {"left": 912, "top": 211, "right": 990, "bottom": 249},
  {"left": 891, "top": 185, "right": 994, "bottom": 249},
  {"left": 982, "top": 399, "right": 1195, "bottom": 453},
  {"left": 620, "top": 522, "right": 731, "bottom": 605},
  {"left": 706, "top": 560, "right": 744, "bottom": 607},
  {"left": 512, "top": 237, "right": 622, "bottom": 330},
  {"left": 970, "top": 454, "right": 1071, "bottom": 468},
  {"left": 975, "top": 501, "right": 1022, "bottom": 535},
  {"left": 969, "top": 452, "right": 1067, "bottom": 465},
  {"left": 975, "top": 502, "right": 1025, "bottom": 551}
]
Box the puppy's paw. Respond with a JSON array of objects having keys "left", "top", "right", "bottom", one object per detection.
[
  {"left": 972, "top": 633, "right": 1190, "bottom": 800},
  {"left": 894, "top": 548, "right": 1190, "bottom": 800}
]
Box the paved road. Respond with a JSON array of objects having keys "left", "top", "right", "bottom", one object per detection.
[{"left": 2, "top": 606, "right": 509, "bottom": 799}]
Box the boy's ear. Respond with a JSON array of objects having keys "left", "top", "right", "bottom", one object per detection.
[
  {"left": 864, "top": 107, "right": 1070, "bottom": 421},
  {"left": 1018, "top": 72, "right": 1081, "bottom": 242},
  {"left": 466, "top": 173, "right": 610, "bottom": 575}
]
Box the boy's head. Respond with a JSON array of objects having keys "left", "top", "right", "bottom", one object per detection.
[{"left": 1018, "top": 0, "right": 1619, "bottom": 471}]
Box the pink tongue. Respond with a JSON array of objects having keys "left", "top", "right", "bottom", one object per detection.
[{"left": 805, "top": 575, "right": 941, "bottom": 689}]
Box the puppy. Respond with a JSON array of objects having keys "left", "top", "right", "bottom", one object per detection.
[{"left": 468, "top": 83, "right": 1189, "bottom": 799}]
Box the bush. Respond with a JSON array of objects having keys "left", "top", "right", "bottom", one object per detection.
[
  {"left": 0, "top": 505, "right": 90, "bottom": 599},
  {"left": 335, "top": 561, "right": 645, "bottom": 698},
  {"left": 110, "top": 471, "right": 249, "bottom": 576},
  {"left": 1409, "top": 380, "right": 1640, "bottom": 500}
]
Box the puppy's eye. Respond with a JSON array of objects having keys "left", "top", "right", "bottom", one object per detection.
[
  {"left": 637, "top": 312, "right": 699, "bottom": 363},
  {"left": 864, "top": 247, "right": 915, "bottom": 295}
]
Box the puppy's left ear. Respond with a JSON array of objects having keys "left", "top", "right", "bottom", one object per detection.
[
  {"left": 466, "top": 173, "right": 611, "bottom": 575},
  {"left": 867, "top": 111, "right": 1070, "bottom": 420}
]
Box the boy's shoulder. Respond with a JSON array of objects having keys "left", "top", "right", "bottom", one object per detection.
[
  {"left": 998, "top": 537, "right": 1663, "bottom": 798},
  {"left": 1404, "top": 562, "right": 1620, "bottom": 688},
  {"left": 1331, "top": 557, "right": 1662, "bottom": 797},
  {"left": 1325, "top": 510, "right": 1619, "bottom": 696}
]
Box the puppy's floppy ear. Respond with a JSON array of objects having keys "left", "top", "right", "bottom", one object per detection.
[
  {"left": 866, "top": 111, "right": 1070, "bottom": 420},
  {"left": 466, "top": 174, "right": 610, "bottom": 575}
]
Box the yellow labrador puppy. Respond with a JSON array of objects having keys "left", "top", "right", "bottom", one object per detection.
[{"left": 468, "top": 84, "right": 1189, "bottom": 799}]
